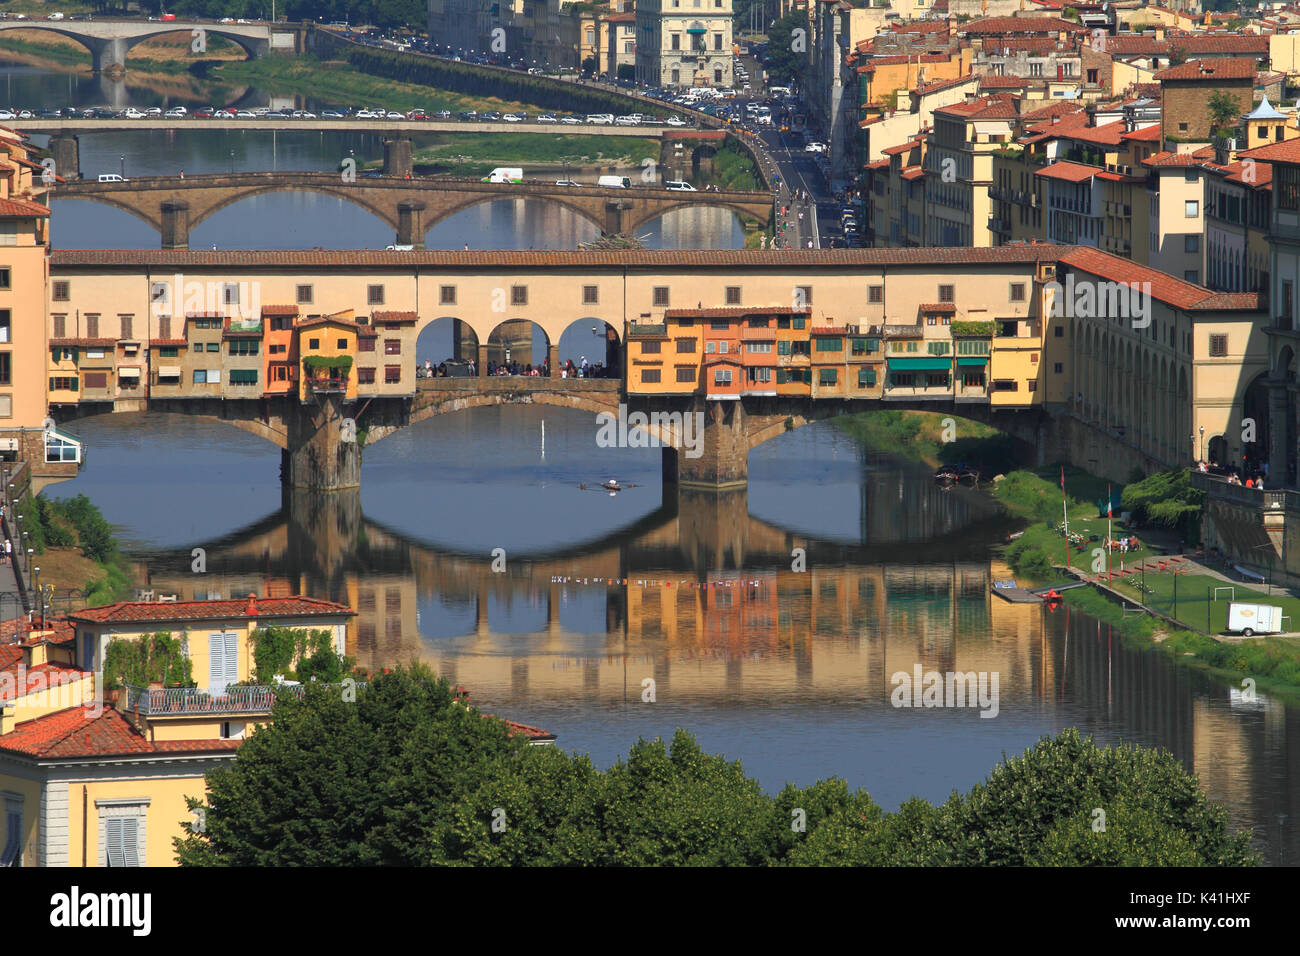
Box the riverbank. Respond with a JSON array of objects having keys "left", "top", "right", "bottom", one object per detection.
[{"left": 20, "top": 490, "right": 134, "bottom": 607}]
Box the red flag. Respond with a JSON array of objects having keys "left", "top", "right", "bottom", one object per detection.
[
  {"left": 1060, "top": 465, "right": 1065, "bottom": 490},
  {"left": 1107, "top": 484, "right": 1112, "bottom": 519}
]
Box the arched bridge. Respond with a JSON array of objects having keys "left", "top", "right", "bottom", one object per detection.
[
  {"left": 50, "top": 172, "right": 775, "bottom": 247},
  {"left": 0, "top": 18, "right": 283, "bottom": 73}
]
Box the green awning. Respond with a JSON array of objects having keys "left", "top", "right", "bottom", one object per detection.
[
  {"left": 956, "top": 357, "right": 989, "bottom": 366},
  {"left": 687, "top": 26, "right": 707, "bottom": 33},
  {"left": 888, "top": 357, "right": 951, "bottom": 371}
]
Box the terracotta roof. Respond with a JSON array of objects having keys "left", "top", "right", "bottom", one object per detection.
[
  {"left": 1021, "top": 101, "right": 1088, "bottom": 123},
  {"left": 0, "top": 196, "right": 50, "bottom": 217},
  {"left": 49, "top": 337, "right": 116, "bottom": 347},
  {"left": 1059, "top": 248, "right": 1264, "bottom": 311},
  {"left": 1036, "top": 161, "right": 1099, "bottom": 183},
  {"left": 0, "top": 706, "right": 243, "bottom": 760},
  {"left": 1238, "top": 138, "right": 1300, "bottom": 165},
  {"left": 69, "top": 595, "right": 353, "bottom": 625},
  {"left": 1063, "top": 120, "right": 1127, "bottom": 146},
  {"left": 919, "top": 303, "right": 957, "bottom": 312},
  {"left": 663, "top": 306, "right": 812, "bottom": 318},
  {"left": 901, "top": 166, "right": 925, "bottom": 181},
  {"left": 498, "top": 718, "right": 557, "bottom": 742},
  {"left": 934, "top": 98, "right": 1019, "bottom": 120},
  {"left": 151, "top": 338, "right": 187, "bottom": 347},
  {"left": 1122, "top": 124, "right": 1162, "bottom": 142},
  {"left": 882, "top": 140, "right": 920, "bottom": 155},
  {"left": 865, "top": 159, "right": 890, "bottom": 170},
  {"left": 1222, "top": 159, "right": 1274, "bottom": 187},
  {"left": 0, "top": 662, "right": 86, "bottom": 704},
  {"left": 296, "top": 314, "right": 360, "bottom": 330},
  {"left": 371, "top": 311, "right": 418, "bottom": 324},
  {"left": 1154, "top": 58, "right": 1258, "bottom": 81},
  {"left": 915, "top": 75, "right": 975, "bottom": 96},
  {"left": 260, "top": 304, "right": 299, "bottom": 316},
  {"left": 1142, "top": 151, "right": 1214, "bottom": 169},
  {"left": 960, "top": 15, "right": 1087, "bottom": 34}
]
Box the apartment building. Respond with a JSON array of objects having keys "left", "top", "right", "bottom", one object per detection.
[
  {"left": 924, "top": 98, "right": 1017, "bottom": 247},
  {"left": 635, "top": 0, "right": 734, "bottom": 88}
]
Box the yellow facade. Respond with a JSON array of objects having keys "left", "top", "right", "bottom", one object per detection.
[{"left": 297, "top": 312, "right": 359, "bottom": 402}]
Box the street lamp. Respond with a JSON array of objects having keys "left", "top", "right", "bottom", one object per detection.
[
  {"left": 26, "top": 548, "right": 33, "bottom": 591},
  {"left": 1198, "top": 424, "right": 1205, "bottom": 462},
  {"left": 230, "top": 150, "right": 235, "bottom": 174},
  {"left": 119, "top": 154, "right": 124, "bottom": 179}
]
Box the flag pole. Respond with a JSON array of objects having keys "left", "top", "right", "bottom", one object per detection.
[
  {"left": 1061, "top": 465, "right": 1070, "bottom": 569},
  {"left": 1106, "top": 483, "right": 1113, "bottom": 582}
]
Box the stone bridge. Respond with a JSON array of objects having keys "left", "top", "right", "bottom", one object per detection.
[
  {"left": 0, "top": 17, "right": 290, "bottom": 73},
  {"left": 49, "top": 171, "right": 775, "bottom": 247}
]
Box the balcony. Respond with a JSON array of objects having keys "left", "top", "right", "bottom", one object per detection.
[
  {"left": 1191, "top": 472, "right": 1297, "bottom": 512},
  {"left": 306, "top": 373, "right": 348, "bottom": 394},
  {"left": 125, "top": 683, "right": 292, "bottom": 715}
]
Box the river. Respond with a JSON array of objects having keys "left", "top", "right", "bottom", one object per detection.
[{"left": 13, "top": 59, "right": 1300, "bottom": 865}]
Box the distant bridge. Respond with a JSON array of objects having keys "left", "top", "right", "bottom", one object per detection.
[
  {"left": 0, "top": 18, "right": 296, "bottom": 72},
  {"left": 49, "top": 170, "right": 774, "bottom": 247},
  {"left": 13, "top": 118, "right": 673, "bottom": 136}
]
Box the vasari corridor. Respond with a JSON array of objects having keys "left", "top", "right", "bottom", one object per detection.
[{"left": 0, "top": 0, "right": 1291, "bottom": 923}]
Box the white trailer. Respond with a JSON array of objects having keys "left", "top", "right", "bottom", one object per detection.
[{"left": 1227, "top": 602, "right": 1286, "bottom": 637}]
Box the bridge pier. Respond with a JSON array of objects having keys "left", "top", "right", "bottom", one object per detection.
[
  {"left": 604, "top": 201, "right": 626, "bottom": 236},
  {"left": 383, "top": 138, "right": 413, "bottom": 178},
  {"left": 48, "top": 133, "right": 80, "bottom": 181},
  {"left": 89, "top": 37, "right": 129, "bottom": 74},
  {"left": 281, "top": 394, "right": 361, "bottom": 492},
  {"left": 396, "top": 200, "right": 426, "bottom": 249},
  {"left": 675, "top": 398, "right": 750, "bottom": 490},
  {"left": 548, "top": 343, "right": 559, "bottom": 377},
  {"left": 160, "top": 200, "right": 190, "bottom": 250}
]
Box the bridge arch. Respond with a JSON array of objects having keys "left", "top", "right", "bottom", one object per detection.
[
  {"left": 51, "top": 403, "right": 289, "bottom": 450},
  {"left": 624, "top": 200, "right": 756, "bottom": 234},
  {"left": 188, "top": 183, "right": 398, "bottom": 233},
  {"left": 426, "top": 193, "right": 607, "bottom": 237},
  {"left": 415, "top": 316, "right": 479, "bottom": 370},
  {"left": 486, "top": 317, "right": 550, "bottom": 373},
  {"left": 556, "top": 316, "right": 622, "bottom": 377}
]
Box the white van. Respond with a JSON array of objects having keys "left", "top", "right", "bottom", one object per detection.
[
  {"left": 663, "top": 180, "right": 696, "bottom": 191},
  {"left": 98, "top": 173, "right": 126, "bottom": 182},
  {"left": 1227, "top": 602, "right": 1286, "bottom": 637},
  {"left": 586, "top": 113, "right": 615, "bottom": 125},
  {"left": 597, "top": 175, "right": 631, "bottom": 188},
  {"left": 481, "top": 167, "right": 523, "bottom": 184}
]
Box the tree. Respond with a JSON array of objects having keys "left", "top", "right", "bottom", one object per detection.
[
  {"left": 1207, "top": 90, "right": 1241, "bottom": 136},
  {"left": 764, "top": 10, "right": 808, "bottom": 87}
]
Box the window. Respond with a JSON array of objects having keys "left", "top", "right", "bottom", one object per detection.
[
  {"left": 52, "top": 281, "right": 69, "bottom": 301},
  {"left": 83, "top": 371, "right": 107, "bottom": 389},
  {"left": 726, "top": 286, "right": 741, "bottom": 305},
  {"left": 858, "top": 368, "right": 877, "bottom": 387},
  {"left": 710, "top": 320, "right": 729, "bottom": 330},
  {"left": 1184, "top": 270, "right": 1199, "bottom": 284},
  {"left": 1053, "top": 362, "right": 1064, "bottom": 373},
  {"left": 1028, "top": 380, "right": 1037, "bottom": 392},
  {"left": 0, "top": 394, "right": 8, "bottom": 418},
  {"left": 296, "top": 284, "right": 314, "bottom": 304},
  {"left": 511, "top": 285, "right": 528, "bottom": 306},
  {"left": 890, "top": 372, "right": 916, "bottom": 388},
  {"left": 368, "top": 285, "right": 385, "bottom": 306},
  {"left": 778, "top": 340, "right": 791, "bottom": 356},
  {"left": 1054, "top": 326, "right": 1064, "bottom": 338},
  {"left": 358, "top": 368, "right": 376, "bottom": 384},
  {"left": 819, "top": 368, "right": 838, "bottom": 385},
  {"left": 796, "top": 286, "right": 812, "bottom": 305},
  {"left": 1009, "top": 283, "right": 1025, "bottom": 302},
  {"left": 0, "top": 267, "right": 9, "bottom": 289},
  {"left": 1030, "top": 352, "right": 1039, "bottom": 363},
  {"left": 205, "top": 342, "right": 220, "bottom": 353},
  {"left": 745, "top": 342, "right": 772, "bottom": 353},
  {"left": 359, "top": 337, "right": 375, "bottom": 352},
  {"left": 1209, "top": 334, "right": 1228, "bottom": 357},
  {"left": 677, "top": 338, "right": 696, "bottom": 353},
  {"left": 1087, "top": 68, "right": 1098, "bottom": 84},
  {"left": 222, "top": 284, "right": 238, "bottom": 306},
  {"left": 193, "top": 369, "right": 220, "bottom": 384},
  {"left": 1185, "top": 200, "right": 1199, "bottom": 218},
  {"left": 308, "top": 338, "right": 320, "bottom": 349},
  {"left": 815, "top": 337, "right": 842, "bottom": 352},
  {"left": 229, "top": 368, "right": 258, "bottom": 385},
  {"left": 583, "top": 285, "right": 599, "bottom": 305},
  {"left": 385, "top": 365, "right": 401, "bottom": 383},
  {"left": 705, "top": 341, "right": 716, "bottom": 353},
  {"left": 793, "top": 317, "right": 806, "bottom": 330},
  {"left": 440, "top": 285, "right": 457, "bottom": 306},
  {"left": 52, "top": 314, "right": 66, "bottom": 339},
  {"left": 384, "top": 339, "right": 401, "bottom": 355},
  {"left": 642, "top": 340, "right": 662, "bottom": 354},
  {"left": 868, "top": 285, "right": 883, "bottom": 304},
  {"left": 938, "top": 284, "right": 955, "bottom": 303},
  {"left": 717, "top": 341, "right": 730, "bottom": 354},
  {"left": 713, "top": 368, "right": 733, "bottom": 386},
  {"left": 157, "top": 316, "right": 171, "bottom": 340},
  {"left": 227, "top": 339, "right": 259, "bottom": 356},
  {"left": 49, "top": 376, "right": 78, "bottom": 392},
  {"left": 86, "top": 314, "right": 98, "bottom": 338},
  {"left": 642, "top": 368, "right": 662, "bottom": 383},
  {"left": 676, "top": 367, "right": 696, "bottom": 383},
  {"left": 992, "top": 379, "right": 1018, "bottom": 391},
  {"left": 0, "top": 353, "right": 9, "bottom": 386},
  {"left": 927, "top": 341, "right": 949, "bottom": 355},
  {"left": 0, "top": 310, "right": 8, "bottom": 343},
  {"left": 102, "top": 813, "right": 142, "bottom": 867},
  {"left": 86, "top": 349, "right": 105, "bottom": 359},
  {"left": 747, "top": 367, "right": 773, "bottom": 383},
  {"left": 1185, "top": 234, "right": 1199, "bottom": 254}
]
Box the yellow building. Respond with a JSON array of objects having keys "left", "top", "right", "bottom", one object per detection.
[
  {"left": 0, "top": 595, "right": 354, "bottom": 866},
  {"left": 0, "top": 124, "right": 56, "bottom": 467},
  {"left": 926, "top": 98, "right": 1017, "bottom": 248},
  {"left": 297, "top": 311, "right": 359, "bottom": 403}
]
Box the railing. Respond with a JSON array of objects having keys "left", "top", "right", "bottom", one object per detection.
[
  {"left": 1191, "top": 471, "right": 1297, "bottom": 511},
  {"left": 123, "top": 681, "right": 369, "bottom": 715}
]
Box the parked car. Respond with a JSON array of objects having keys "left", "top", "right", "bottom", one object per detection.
[
  {"left": 537, "top": 113, "right": 558, "bottom": 123},
  {"left": 554, "top": 179, "right": 580, "bottom": 187},
  {"left": 664, "top": 180, "right": 697, "bottom": 191},
  {"left": 433, "top": 110, "right": 452, "bottom": 119},
  {"left": 457, "top": 110, "right": 477, "bottom": 121},
  {"left": 98, "top": 173, "right": 127, "bottom": 182},
  {"left": 559, "top": 115, "right": 581, "bottom": 125}
]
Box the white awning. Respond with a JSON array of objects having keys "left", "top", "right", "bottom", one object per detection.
[
  {"left": 118, "top": 367, "right": 141, "bottom": 379},
  {"left": 157, "top": 366, "right": 181, "bottom": 378}
]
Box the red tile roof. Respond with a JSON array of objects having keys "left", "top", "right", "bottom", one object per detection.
[
  {"left": 1036, "top": 161, "right": 1099, "bottom": 183},
  {"left": 1154, "top": 58, "right": 1258, "bottom": 81},
  {"left": 0, "top": 706, "right": 242, "bottom": 760},
  {"left": 960, "top": 15, "right": 1087, "bottom": 34},
  {"left": 0, "top": 662, "right": 87, "bottom": 704},
  {"left": 664, "top": 306, "right": 812, "bottom": 318},
  {"left": 1122, "top": 124, "right": 1162, "bottom": 142},
  {"left": 919, "top": 303, "right": 958, "bottom": 312},
  {"left": 69, "top": 595, "right": 353, "bottom": 625},
  {"left": 0, "top": 196, "right": 50, "bottom": 217},
  {"left": 1059, "top": 248, "right": 1264, "bottom": 311},
  {"left": 260, "top": 304, "right": 299, "bottom": 316},
  {"left": 901, "top": 166, "right": 925, "bottom": 181},
  {"left": 1238, "top": 138, "right": 1300, "bottom": 165},
  {"left": 370, "top": 311, "right": 418, "bottom": 324},
  {"left": 1062, "top": 120, "right": 1127, "bottom": 147},
  {"left": 498, "top": 718, "right": 557, "bottom": 742},
  {"left": 49, "top": 337, "right": 116, "bottom": 347},
  {"left": 935, "top": 98, "right": 1019, "bottom": 120},
  {"left": 151, "top": 338, "right": 187, "bottom": 347},
  {"left": 1222, "top": 159, "right": 1274, "bottom": 187}
]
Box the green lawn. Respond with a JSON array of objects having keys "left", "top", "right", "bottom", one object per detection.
[{"left": 1114, "top": 570, "right": 1300, "bottom": 636}]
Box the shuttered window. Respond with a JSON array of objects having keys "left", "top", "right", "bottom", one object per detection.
[
  {"left": 1, "top": 807, "right": 20, "bottom": 866},
  {"left": 105, "top": 817, "right": 140, "bottom": 867},
  {"left": 208, "top": 632, "right": 238, "bottom": 691}
]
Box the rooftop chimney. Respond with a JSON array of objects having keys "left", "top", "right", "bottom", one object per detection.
[{"left": 245, "top": 593, "right": 258, "bottom": 617}]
